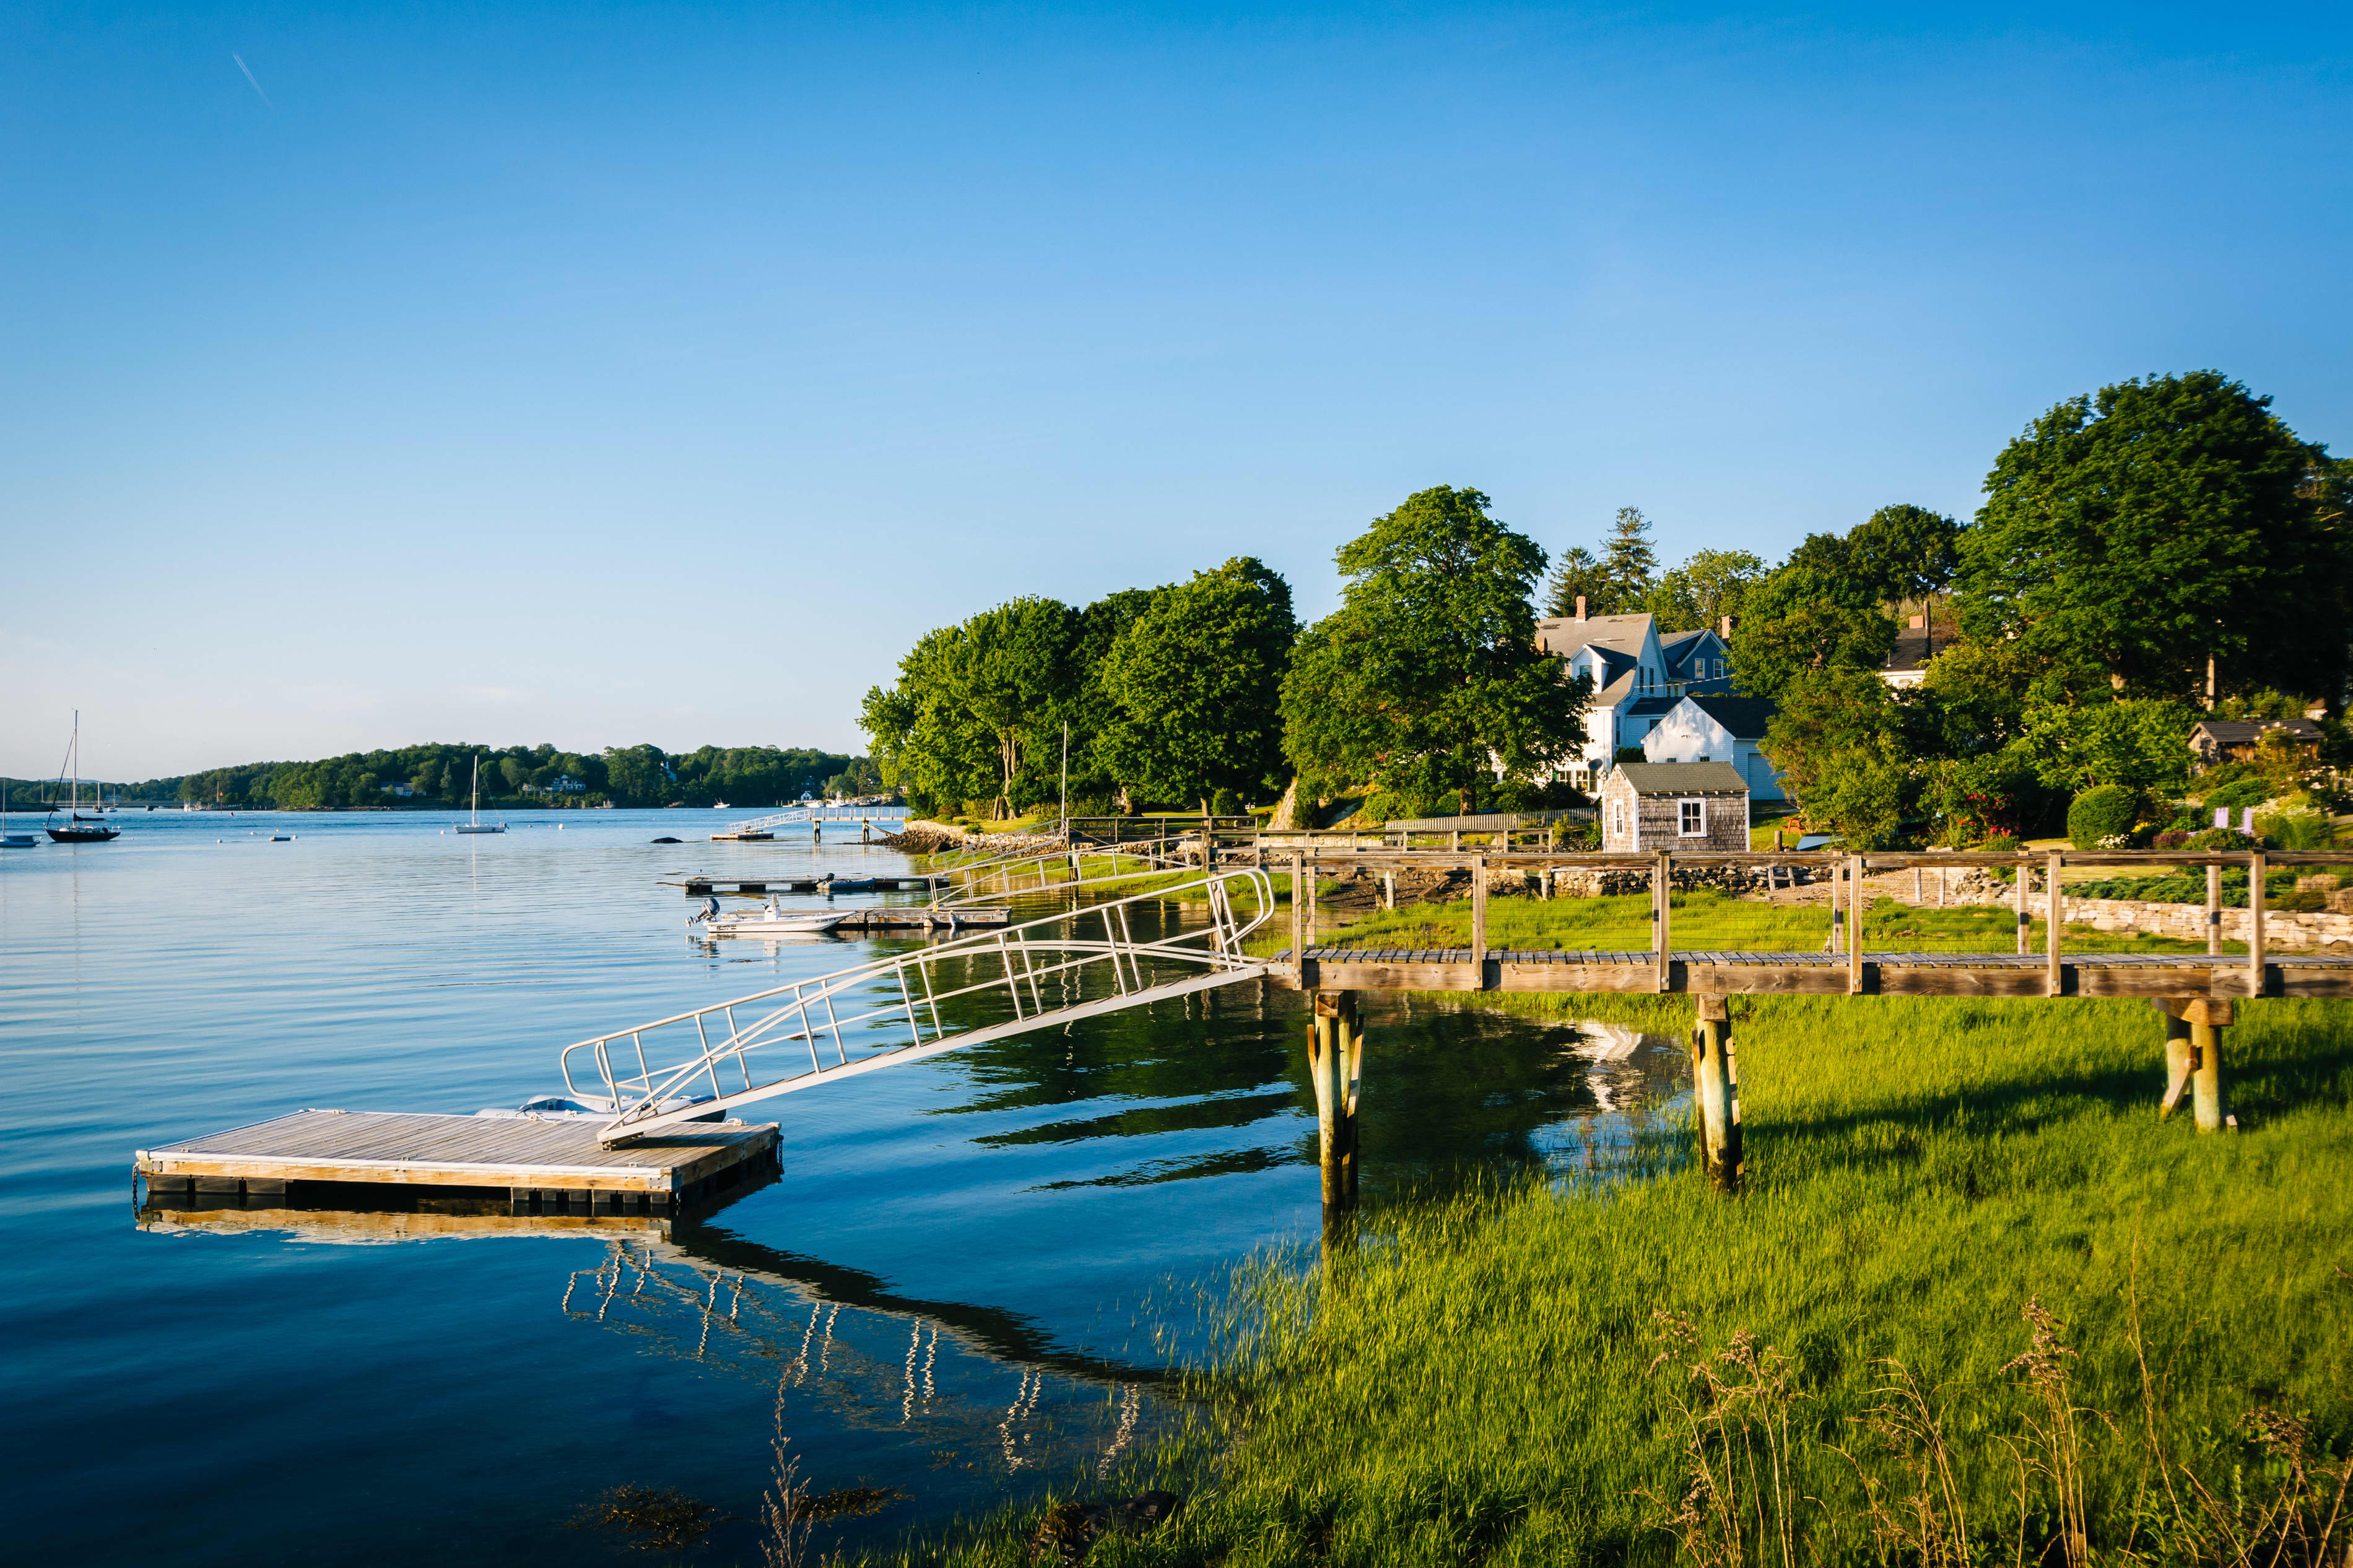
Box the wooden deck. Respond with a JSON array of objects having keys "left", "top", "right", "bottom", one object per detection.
[
  {"left": 1276, "top": 947, "right": 2353, "bottom": 999},
  {"left": 136, "top": 1110, "right": 780, "bottom": 1205},
  {"left": 674, "top": 875, "right": 949, "bottom": 895}
]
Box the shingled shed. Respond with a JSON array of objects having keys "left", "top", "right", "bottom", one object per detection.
[{"left": 1598, "top": 761, "right": 1750, "bottom": 852}]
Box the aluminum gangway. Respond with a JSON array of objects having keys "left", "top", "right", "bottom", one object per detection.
[
  {"left": 929, "top": 834, "right": 1198, "bottom": 909},
  {"left": 563, "top": 868, "right": 1277, "bottom": 1145},
  {"left": 726, "top": 802, "right": 910, "bottom": 836}
]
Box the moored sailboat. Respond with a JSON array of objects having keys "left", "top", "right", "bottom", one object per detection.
[
  {"left": 453, "top": 757, "right": 505, "bottom": 834},
  {"left": 46, "top": 712, "right": 120, "bottom": 844}
]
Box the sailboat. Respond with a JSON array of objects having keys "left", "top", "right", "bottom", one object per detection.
[
  {"left": 453, "top": 758, "right": 505, "bottom": 834},
  {"left": 2, "top": 774, "right": 37, "bottom": 847},
  {"left": 46, "top": 713, "right": 121, "bottom": 843}
]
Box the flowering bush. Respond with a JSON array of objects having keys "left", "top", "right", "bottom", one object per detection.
[{"left": 2152, "top": 829, "right": 2191, "bottom": 850}]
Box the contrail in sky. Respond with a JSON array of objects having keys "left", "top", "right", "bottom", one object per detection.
[{"left": 232, "top": 53, "right": 271, "bottom": 106}]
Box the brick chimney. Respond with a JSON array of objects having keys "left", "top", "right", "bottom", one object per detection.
[
  {"left": 1718, "top": 615, "right": 1734, "bottom": 637},
  {"left": 1575, "top": 596, "right": 1588, "bottom": 622},
  {"left": 1908, "top": 613, "right": 1926, "bottom": 629}
]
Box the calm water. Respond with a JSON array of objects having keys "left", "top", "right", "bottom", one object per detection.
[{"left": 0, "top": 810, "right": 1682, "bottom": 1564}]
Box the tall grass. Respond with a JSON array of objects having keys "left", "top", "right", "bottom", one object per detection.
[{"left": 866, "top": 992, "right": 2353, "bottom": 1567}]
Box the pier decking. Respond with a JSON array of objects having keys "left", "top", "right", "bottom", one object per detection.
[
  {"left": 135, "top": 1111, "right": 779, "bottom": 1206},
  {"left": 1276, "top": 947, "right": 2353, "bottom": 998},
  {"left": 673, "top": 875, "right": 948, "bottom": 895}
]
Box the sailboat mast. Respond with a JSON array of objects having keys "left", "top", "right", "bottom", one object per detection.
[{"left": 71, "top": 710, "right": 79, "bottom": 813}]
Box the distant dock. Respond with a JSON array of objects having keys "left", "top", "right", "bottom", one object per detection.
[{"left": 672, "top": 875, "right": 949, "bottom": 896}]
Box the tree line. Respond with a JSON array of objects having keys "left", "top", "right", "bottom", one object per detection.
[
  {"left": 1741, "top": 370, "right": 2352, "bottom": 845},
  {"left": 868, "top": 370, "right": 2350, "bottom": 842},
  {"left": 62, "top": 743, "right": 879, "bottom": 810},
  {"left": 865, "top": 493, "right": 1594, "bottom": 821}
]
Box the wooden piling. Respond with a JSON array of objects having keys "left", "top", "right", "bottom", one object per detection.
[
  {"left": 2206, "top": 863, "right": 2222, "bottom": 955},
  {"left": 1655, "top": 850, "right": 1672, "bottom": 993},
  {"left": 2155, "top": 1002, "right": 2193, "bottom": 1119},
  {"left": 1691, "top": 995, "right": 1741, "bottom": 1191},
  {"left": 1308, "top": 990, "right": 1363, "bottom": 1208},
  {"left": 2248, "top": 851, "right": 2266, "bottom": 998},
  {"left": 2014, "top": 855, "right": 2030, "bottom": 955},
  {"left": 1383, "top": 869, "right": 1396, "bottom": 911},
  {"left": 1289, "top": 853, "right": 1305, "bottom": 959},
  {"left": 1848, "top": 854, "right": 1864, "bottom": 995},
  {"left": 2185, "top": 997, "right": 2235, "bottom": 1132},
  {"left": 1471, "top": 856, "right": 1489, "bottom": 969},
  {"left": 2046, "top": 851, "right": 2064, "bottom": 997}
]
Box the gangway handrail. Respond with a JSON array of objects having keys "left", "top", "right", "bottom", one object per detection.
[
  {"left": 932, "top": 838, "right": 1206, "bottom": 909},
  {"left": 562, "top": 868, "right": 1277, "bottom": 1144},
  {"left": 728, "top": 803, "right": 909, "bottom": 834}
]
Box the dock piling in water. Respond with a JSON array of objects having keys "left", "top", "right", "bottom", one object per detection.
[
  {"left": 1690, "top": 995, "right": 1740, "bottom": 1192},
  {"left": 1308, "top": 990, "right": 1362, "bottom": 1210}
]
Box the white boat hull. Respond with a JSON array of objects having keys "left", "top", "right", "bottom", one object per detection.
[{"left": 703, "top": 912, "right": 850, "bottom": 938}]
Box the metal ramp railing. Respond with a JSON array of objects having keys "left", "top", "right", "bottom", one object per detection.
[
  {"left": 562, "top": 868, "right": 1277, "bottom": 1145},
  {"left": 931, "top": 836, "right": 1198, "bottom": 909},
  {"left": 727, "top": 803, "right": 908, "bottom": 835}
]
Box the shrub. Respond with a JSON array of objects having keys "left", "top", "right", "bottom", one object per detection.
[
  {"left": 2273, "top": 889, "right": 2327, "bottom": 912},
  {"left": 2255, "top": 808, "right": 2333, "bottom": 851},
  {"left": 2152, "top": 829, "right": 2191, "bottom": 850},
  {"left": 1211, "top": 787, "right": 1242, "bottom": 816},
  {"left": 2205, "top": 777, "right": 2272, "bottom": 812},
  {"left": 2066, "top": 784, "right": 2138, "bottom": 851},
  {"left": 2189, "top": 826, "right": 2257, "bottom": 851}
]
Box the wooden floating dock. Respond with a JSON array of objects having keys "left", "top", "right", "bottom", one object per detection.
[
  {"left": 1276, "top": 947, "right": 2353, "bottom": 999},
  {"left": 135, "top": 1110, "right": 780, "bottom": 1209}
]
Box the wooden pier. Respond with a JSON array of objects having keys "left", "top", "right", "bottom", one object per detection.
[
  {"left": 672, "top": 875, "right": 948, "bottom": 896},
  {"left": 135, "top": 1110, "right": 779, "bottom": 1208},
  {"left": 1274, "top": 946, "right": 2353, "bottom": 999}
]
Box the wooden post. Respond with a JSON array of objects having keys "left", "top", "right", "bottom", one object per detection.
[
  {"left": 2206, "top": 862, "right": 2222, "bottom": 955},
  {"left": 1289, "top": 853, "right": 1305, "bottom": 961},
  {"left": 1848, "top": 854, "right": 1864, "bottom": 995},
  {"left": 2014, "top": 855, "right": 2030, "bottom": 956},
  {"left": 2155, "top": 1001, "right": 2193, "bottom": 1119},
  {"left": 1938, "top": 866, "right": 1946, "bottom": 909},
  {"left": 1471, "top": 856, "right": 1489, "bottom": 972},
  {"left": 1450, "top": 829, "right": 1460, "bottom": 852},
  {"left": 1827, "top": 858, "right": 1842, "bottom": 954},
  {"left": 1305, "top": 860, "right": 1318, "bottom": 941},
  {"left": 1383, "top": 870, "right": 1396, "bottom": 911},
  {"left": 2046, "top": 851, "right": 2064, "bottom": 998},
  {"left": 1691, "top": 995, "right": 1741, "bottom": 1192},
  {"left": 2248, "top": 851, "right": 2266, "bottom": 998},
  {"left": 1308, "top": 990, "right": 1363, "bottom": 1208},
  {"left": 2185, "top": 997, "right": 2235, "bottom": 1132},
  {"left": 1656, "top": 850, "right": 1673, "bottom": 993}
]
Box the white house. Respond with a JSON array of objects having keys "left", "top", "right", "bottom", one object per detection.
[
  {"left": 1880, "top": 615, "right": 1939, "bottom": 689},
  {"left": 1536, "top": 601, "right": 1736, "bottom": 790},
  {"left": 1641, "top": 695, "right": 1786, "bottom": 802}
]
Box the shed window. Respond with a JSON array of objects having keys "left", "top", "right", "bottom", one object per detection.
[
  {"left": 1608, "top": 800, "right": 1625, "bottom": 842},
  {"left": 1678, "top": 798, "right": 1705, "bottom": 836}
]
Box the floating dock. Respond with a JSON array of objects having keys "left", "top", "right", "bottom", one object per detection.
[
  {"left": 136, "top": 1110, "right": 779, "bottom": 1210},
  {"left": 673, "top": 875, "right": 948, "bottom": 896}
]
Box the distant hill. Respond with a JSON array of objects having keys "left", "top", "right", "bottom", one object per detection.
[{"left": 2, "top": 743, "right": 879, "bottom": 811}]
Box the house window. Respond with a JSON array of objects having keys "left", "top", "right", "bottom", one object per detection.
[
  {"left": 1609, "top": 800, "right": 1625, "bottom": 843},
  {"left": 1679, "top": 798, "right": 1705, "bottom": 837}
]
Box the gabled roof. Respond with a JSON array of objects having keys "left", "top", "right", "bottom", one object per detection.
[
  {"left": 1611, "top": 761, "right": 1749, "bottom": 795},
  {"left": 1684, "top": 695, "right": 1778, "bottom": 740},
  {"left": 2190, "top": 718, "right": 2321, "bottom": 743},
  {"left": 1593, "top": 670, "right": 1637, "bottom": 707},
  {"left": 1624, "top": 695, "right": 1681, "bottom": 719},
  {"left": 1537, "top": 612, "right": 1653, "bottom": 660},
  {"left": 1882, "top": 627, "right": 1938, "bottom": 675}
]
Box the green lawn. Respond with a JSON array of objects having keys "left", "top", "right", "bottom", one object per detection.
[{"left": 868, "top": 988, "right": 2353, "bottom": 1567}]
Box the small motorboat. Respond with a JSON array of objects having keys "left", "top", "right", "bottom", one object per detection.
[{"left": 698, "top": 904, "right": 850, "bottom": 939}]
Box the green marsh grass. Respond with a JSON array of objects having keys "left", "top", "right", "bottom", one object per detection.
[{"left": 865, "top": 983, "right": 2352, "bottom": 1566}]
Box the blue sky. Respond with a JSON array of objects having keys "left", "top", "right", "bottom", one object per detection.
[{"left": 4, "top": 2, "right": 2347, "bottom": 778}]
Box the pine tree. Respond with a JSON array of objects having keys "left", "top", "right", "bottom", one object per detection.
[
  {"left": 1600, "top": 507, "right": 1658, "bottom": 614},
  {"left": 1541, "top": 546, "right": 1603, "bottom": 617}
]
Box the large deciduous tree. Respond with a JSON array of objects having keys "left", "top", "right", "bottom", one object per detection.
[
  {"left": 1281, "top": 485, "right": 1589, "bottom": 815},
  {"left": 1644, "top": 548, "right": 1765, "bottom": 632},
  {"left": 1959, "top": 371, "right": 2353, "bottom": 704},
  {"left": 1727, "top": 532, "right": 1896, "bottom": 699},
  {"left": 1095, "top": 558, "right": 1296, "bottom": 813}
]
